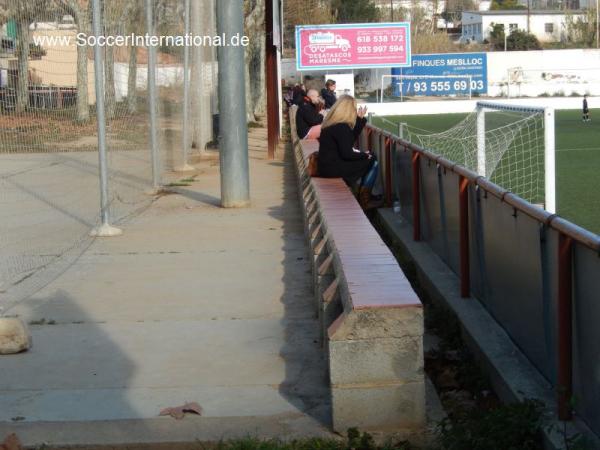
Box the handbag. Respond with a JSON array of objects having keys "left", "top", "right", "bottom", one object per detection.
[{"left": 307, "top": 151, "right": 319, "bottom": 177}]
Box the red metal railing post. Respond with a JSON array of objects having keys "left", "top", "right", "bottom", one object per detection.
[
  {"left": 459, "top": 175, "right": 470, "bottom": 298},
  {"left": 557, "top": 232, "right": 573, "bottom": 421},
  {"left": 385, "top": 137, "right": 392, "bottom": 207},
  {"left": 265, "top": 1, "right": 279, "bottom": 159},
  {"left": 412, "top": 150, "right": 421, "bottom": 241}
]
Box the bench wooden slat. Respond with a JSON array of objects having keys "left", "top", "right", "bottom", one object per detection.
[{"left": 297, "top": 139, "right": 421, "bottom": 310}]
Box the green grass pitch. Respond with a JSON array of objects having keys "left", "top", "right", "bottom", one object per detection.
[{"left": 373, "top": 109, "right": 600, "bottom": 235}]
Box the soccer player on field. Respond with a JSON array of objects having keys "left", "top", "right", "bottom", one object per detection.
[{"left": 582, "top": 94, "right": 590, "bottom": 122}]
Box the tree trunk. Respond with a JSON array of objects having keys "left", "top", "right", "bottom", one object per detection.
[
  {"left": 190, "top": 0, "right": 210, "bottom": 151},
  {"left": 244, "top": 0, "right": 266, "bottom": 123},
  {"left": 127, "top": 44, "right": 137, "bottom": 114},
  {"left": 15, "top": 18, "right": 30, "bottom": 114},
  {"left": 75, "top": 11, "right": 90, "bottom": 122}
]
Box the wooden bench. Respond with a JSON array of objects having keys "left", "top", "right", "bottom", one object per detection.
[{"left": 289, "top": 106, "right": 425, "bottom": 436}]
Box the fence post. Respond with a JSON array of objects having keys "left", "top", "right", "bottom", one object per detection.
[
  {"left": 176, "top": 0, "right": 195, "bottom": 172},
  {"left": 146, "top": 0, "right": 161, "bottom": 191},
  {"left": 385, "top": 137, "right": 392, "bottom": 207},
  {"left": 557, "top": 232, "right": 573, "bottom": 421},
  {"left": 459, "top": 175, "right": 470, "bottom": 297},
  {"left": 412, "top": 150, "right": 421, "bottom": 241},
  {"left": 89, "top": 0, "right": 121, "bottom": 237},
  {"left": 398, "top": 122, "right": 405, "bottom": 140}
]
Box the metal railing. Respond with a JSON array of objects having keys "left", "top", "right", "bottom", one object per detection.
[{"left": 362, "top": 123, "right": 600, "bottom": 436}]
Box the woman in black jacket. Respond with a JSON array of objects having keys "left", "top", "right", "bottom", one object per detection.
[
  {"left": 317, "top": 95, "right": 379, "bottom": 208},
  {"left": 296, "top": 89, "right": 324, "bottom": 140},
  {"left": 292, "top": 84, "right": 307, "bottom": 106}
]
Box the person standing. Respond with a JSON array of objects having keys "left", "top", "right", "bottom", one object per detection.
[
  {"left": 583, "top": 94, "right": 590, "bottom": 122},
  {"left": 321, "top": 79, "right": 337, "bottom": 109}
]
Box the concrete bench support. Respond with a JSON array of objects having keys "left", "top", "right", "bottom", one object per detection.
[{"left": 328, "top": 307, "right": 425, "bottom": 432}]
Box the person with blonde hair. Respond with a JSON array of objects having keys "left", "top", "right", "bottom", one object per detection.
[{"left": 317, "top": 95, "right": 380, "bottom": 208}]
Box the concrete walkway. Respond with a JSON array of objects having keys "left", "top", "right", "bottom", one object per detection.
[{"left": 0, "top": 130, "right": 333, "bottom": 447}]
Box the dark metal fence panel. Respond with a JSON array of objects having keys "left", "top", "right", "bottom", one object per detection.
[
  {"left": 469, "top": 185, "right": 487, "bottom": 301},
  {"left": 572, "top": 242, "right": 600, "bottom": 436},
  {"left": 394, "top": 146, "right": 413, "bottom": 224},
  {"left": 359, "top": 130, "right": 368, "bottom": 152},
  {"left": 419, "top": 158, "right": 446, "bottom": 261},
  {"left": 440, "top": 167, "right": 461, "bottom": 276},
  {"left": 367, "top": 124, "right": 600, "bottom": 435},
  {"left": 541, "top": 226, "right": 559, "bottom": 386},
  {"left": 478, "top": 193, "right": 553, "bottom": 380},
  {"left": 417, "top": 159, "right": 461, "bottom": 276}
]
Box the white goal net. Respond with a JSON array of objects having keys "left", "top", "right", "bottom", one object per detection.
[{"left": 402, "top": 101, "right": 556, "bottom": 212}]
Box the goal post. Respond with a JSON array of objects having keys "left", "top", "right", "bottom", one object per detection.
[
  {"left": 476, "top": 101, "right": 556, "bottom": 213},
  {"left": 380, "top": 74, "right": 473, "bottom": 102},
  {"left": 544, "top": 107, "right": 556, "bottom": 214},
  {"left": 383, "top": 101, "right": 556, "bottom": 213}
]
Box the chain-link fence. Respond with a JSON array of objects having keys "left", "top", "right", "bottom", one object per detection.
[{"left": 0, "top": 0, "right": 218, "bottom": 308}]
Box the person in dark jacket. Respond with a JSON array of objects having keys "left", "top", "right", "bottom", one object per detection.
[
  {"left": 296, "top": 89, "right": 325, "bottom": 140},
  {"left": 321, "top": 79, "right": 337, "bottom": 109},
  {"left": 292, "top": 83, "right": 306, "bottom": 106},
  {"left": 317, "top": 95, "right": 380, "bottom": 208}
]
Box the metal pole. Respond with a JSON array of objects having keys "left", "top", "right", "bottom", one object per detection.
[
  {"left": 398, "top": 122, "right": 405, "bottom": 140},
  {"left": 216, "top": 0, "right": 250, "bottom": 207},
  {"left": 146, "top": 0, "right": 160, "bottom": 190},
  {"left": 384, "top": 137, "right": 392, "bottom": 207},
  {"left": 176, "top": 0, "right": 194, "bottom": 172},
  {"left": 90, "top": 0, "right": 121, "bottom": 237},
  {"left": 266, "top": 0, "right": 279, "bottom": 159},
  {"left": 412, "top": 150, "right": 421, "bottom": 241},
  {"left": 459, "top": 175, "right": 470, "bottom": 298}
]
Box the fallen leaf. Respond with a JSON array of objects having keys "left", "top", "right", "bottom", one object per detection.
[
  {"left": 159, "top": 402, "right": 203, "bottom": 420},
  {"left": 1, "top": 433, "right": 23, "bottom": 450}
]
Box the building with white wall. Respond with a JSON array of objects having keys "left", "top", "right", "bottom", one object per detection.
[{"left": 461, "top": 10, "right": 587, "bottom": 43}]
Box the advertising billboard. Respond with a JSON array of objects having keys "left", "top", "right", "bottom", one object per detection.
[
  {"left": 296, "top": 23, "right": 411, "bottom": 71},
  {"left": 393, "top": 52, "right": 488, "bottom": 96}
]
